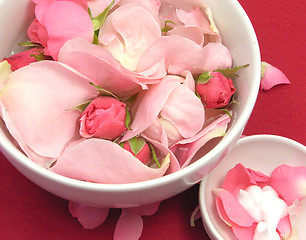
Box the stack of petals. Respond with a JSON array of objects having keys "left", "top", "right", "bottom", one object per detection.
[
  {"left": 214, "top": 164, "right": 306, "bottom": 240},
  {"left": 0, "top": 0, "right": 236, "bottom": 184}
]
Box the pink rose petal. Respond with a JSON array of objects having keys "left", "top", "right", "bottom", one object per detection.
[
  {"left": 122, "top": 75, "right": 182, "bottom": 142},
  {"left": 171, "top": 113, "right": 231, "bottom": 167},
  {"left": 99, "top": 4, "right": 161, "bottom": 71},
  {"left": 232, "top": 224, "right": 256, "bottom": 240},
  {"left": 69, "top": 202, "right": 109, "bottom": 229},
  {"left": 260, "top": 62, "right": 290, "bottom": 91},
  {"left": 277, "top": 215, "right": 292, "bottom": 239},
  {"left": 137, "top": 35, "right": 232, "bottom": 75},
  {"left": 214, "top": 188, "right": 255, "bottom": 227},
  {"left": 88, "top": 0, "right": 120, "bottom": 18},
  {"left": 58, "top": 38, "right": 146, "bottom": 98},
  {"left": 0, "top": 61, "right": 97, "bottom": 166},
  {"left": 43, "top": 1, "right": 94, "bottom": 60},
  {"left": 128, "top": 202, "right": 161, "bottom": 216},
  {"left": 160, "top": 83, "right": 205, "bottom": 139},
  {"left": 49, "top": 138, "right": 171, "bottom": 184},
  {"left": 113, "top": 209, "right": 143, "bottom": 240},
  {"left": 270, "top": 165, "right": 306, "bottom": 205}
]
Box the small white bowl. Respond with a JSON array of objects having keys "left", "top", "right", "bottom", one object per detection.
[
  {"left": 0, "top": 0, "right": 260, "bottom": 208},
  {"left": 199, "top": 134, "right": 306, "bottom": 240}
]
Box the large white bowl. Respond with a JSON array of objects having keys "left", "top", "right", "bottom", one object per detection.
[
  {"left": 0, "top": 0, "right": 261, "bottom": 208},
  {"left": 199, "top": 135, "right": 306, "bottom": 240}
]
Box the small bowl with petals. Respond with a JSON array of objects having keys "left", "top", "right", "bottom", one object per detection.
[{"left": 199, "top": 134, "right": 306, "bottom": 240}]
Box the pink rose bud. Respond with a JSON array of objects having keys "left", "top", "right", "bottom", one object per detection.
[
  {"left": 122, "top": 137, "right": 151, "bottom": 165},
  {"left": 2, "top": 48, "right": 47, "bottom": 71},
  {"left": 80, "top": 96, "right": 127, "bottom": 140},
  {"left": 196, "top": 71, "right": 236, "bottom": 108}
]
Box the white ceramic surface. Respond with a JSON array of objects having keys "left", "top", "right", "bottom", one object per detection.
[
  {"left": 199, "top": 135, "right": 306, "bottom": 240},
  {"left": 0, "top": 0, "right": 261, "bottom": 208}
]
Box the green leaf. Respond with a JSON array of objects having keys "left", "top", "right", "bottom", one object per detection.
[
  {"left": 214, "top": 64, "right": 249, "bottom": 79},
  {"left": 91, "top": 0, "right": 115, "bottom": 31},
  {"left": 128, "top": 137, "right": 146, "bottom": 156},
  {"left": 161, "top": 20, "right": 175, "bottom": 33},
  {"left": 66, "top": 100, "right": 92, "bottom": 112},
  {"left": 89, "top": 82, "right": 118, "bottom": 99},
  {"left": 92, "top": 31, "right": 100, "bottom": 45},
  {"left": 125, "top": 107, "right": 131, "bottom": 130},
  {"left": 149, "top": 143, "right": 161, "bottom": 168},
  {"left": 196, "top": 71, "right": 213, "bottom": 84}
]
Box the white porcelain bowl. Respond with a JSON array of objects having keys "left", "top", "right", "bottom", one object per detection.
[
  {"left": 199, "top": 135, "right": 306, "bottom": 240},
  {"left": 0, "top": 0, "right": 260, "bottom": 208}
]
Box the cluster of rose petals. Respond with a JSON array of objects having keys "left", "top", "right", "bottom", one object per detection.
[
  {"left": 0, "top": 0, "right": 234, "bottom": 184},
  {"left": 215, "top": 163, "right": 306, "bottom": 240},
  {"left": 260, "top": 62, "right": 290, "bottom": 91}
]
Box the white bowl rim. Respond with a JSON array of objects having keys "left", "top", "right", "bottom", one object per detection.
[
  {"left": 199, "top": 134, "right": 306, "bottom": 240},
  {"left": 0, "top": 0, "right": 261, "bottom": 192}
]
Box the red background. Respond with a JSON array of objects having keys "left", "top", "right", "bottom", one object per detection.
[{"left": 0, "top": 0, "right": 305, "bottom": 239}]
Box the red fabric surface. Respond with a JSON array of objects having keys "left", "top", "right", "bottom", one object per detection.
[{"left": 0, "top": 1, "right": 305, "bottom": 239}]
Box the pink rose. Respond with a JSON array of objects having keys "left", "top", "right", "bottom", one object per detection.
[
  {"left": 28, "top": 0, "right": 94, "bottom": 60},
  {"left": 122, "top": 137, "right": 151, "bottom": 165},
  {"left": 80, "top": 96, "right": 127, "bottom": 140},
  {"left": 3, "top": 47, "right": 50, "bottom": 71},
  {"left": 196, "top": 71, "right": 236, "bottom": 108}
]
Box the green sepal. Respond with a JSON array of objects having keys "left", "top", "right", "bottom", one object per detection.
[
  {"left": 128, "top": 137, "right": 146, "bottom": 156},
  {"left": 125, "top": 107, "right": 131, "bottom": 130},
  {"left": 214, "top": 64, "right": 249, "bottom": 79},
  {"left": 149, "top": 143, "right": 161, "bottom": 168},
  {"left": 66, "top": 100, "right": 92, "bottom": 112},
  {"left": 92, "top": 31, "right": 100, "bottom": 45},
  {"left": 18, "top": 42, "right": 42, "bottom": 48},
  {"left": 196, "top": 71, "right": 213, "bottom": 84},
  {"left": 91, "top": 0, "right": 115, "bottom": 31},
  {"left": 31, "top": 50, "right": 52, "bottom": 61},
  {"left": 161, "top": 20, "right": 175, "bottom": 33},
  {"left": 219, "top": 109, "right": 232, "bottom": 119},
  {"left": 89, "top": 82, "right": 118, "bottom": 99}
]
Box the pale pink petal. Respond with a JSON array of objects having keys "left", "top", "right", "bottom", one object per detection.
[
  {"left": 176, "top": 6, "right": 213, "bottom": 34},
  {"left": 260, "top": 62, "right": 290, "bottom": 91},
  {"left": 137, "top": 35, "right": 232, "bottom": 75},
  {"left": 168, "top": 26, "right": 204, "bottom": 46},
  {"left": 141, "top": 134, "right": 180, "bottom": 174},
  {"left": 113, "top": 209, "right": 143, "bottom": 240},
  {"left": 88, "top": 0, "right": 120, "bottom": 17},
  {"left": 121, "top": 75, "right": 182, "bottom": 142},
  {"left": 182, "top": 70, "right": 196, "bottom": 92},
  {"left": 118, "top": 0, "right": 161, "bottom": 17},
  {"left": 137, "top": 35, "right": 201, "bottom": 73},
  {"left": 214, "top": 188, "right": 255, "bottom": 227},
  {"left": 0, "top": 61, "right": 97, "bottom": 163},
  {"left": 69, "top": 202, "right": 109, "bottom": 229},
  {"left": 128, "top": 202, "right": 161, "bottom": 216},
  {"left": 142, "top": 118, "right": 169, "bottom": 147},
  {"left": 44, "top": 1, "right": 94, "bottom": 60},
  {"left": 288, "top": 198, "right": 306, "bottom": 240},
  {"left": 270, "top": 165, "right": 306, "bottom": 205},
  {"left": 99, "top": 4, "right": 161, "bottom": 71},
  {"left": 58, "top": 38, "right": 146, "bottom": 98},
  {"left": 170, "top": 113, "right": 231, "bottom": 167},
  {"left": 232, "top": 224, "right": 256, "bottom": 240},
  {"left": 161, "top": 84, "right": 204, "bottom": 138},
  {"left": 49, "top": 138, "right": 170, "bottom": 184}
]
